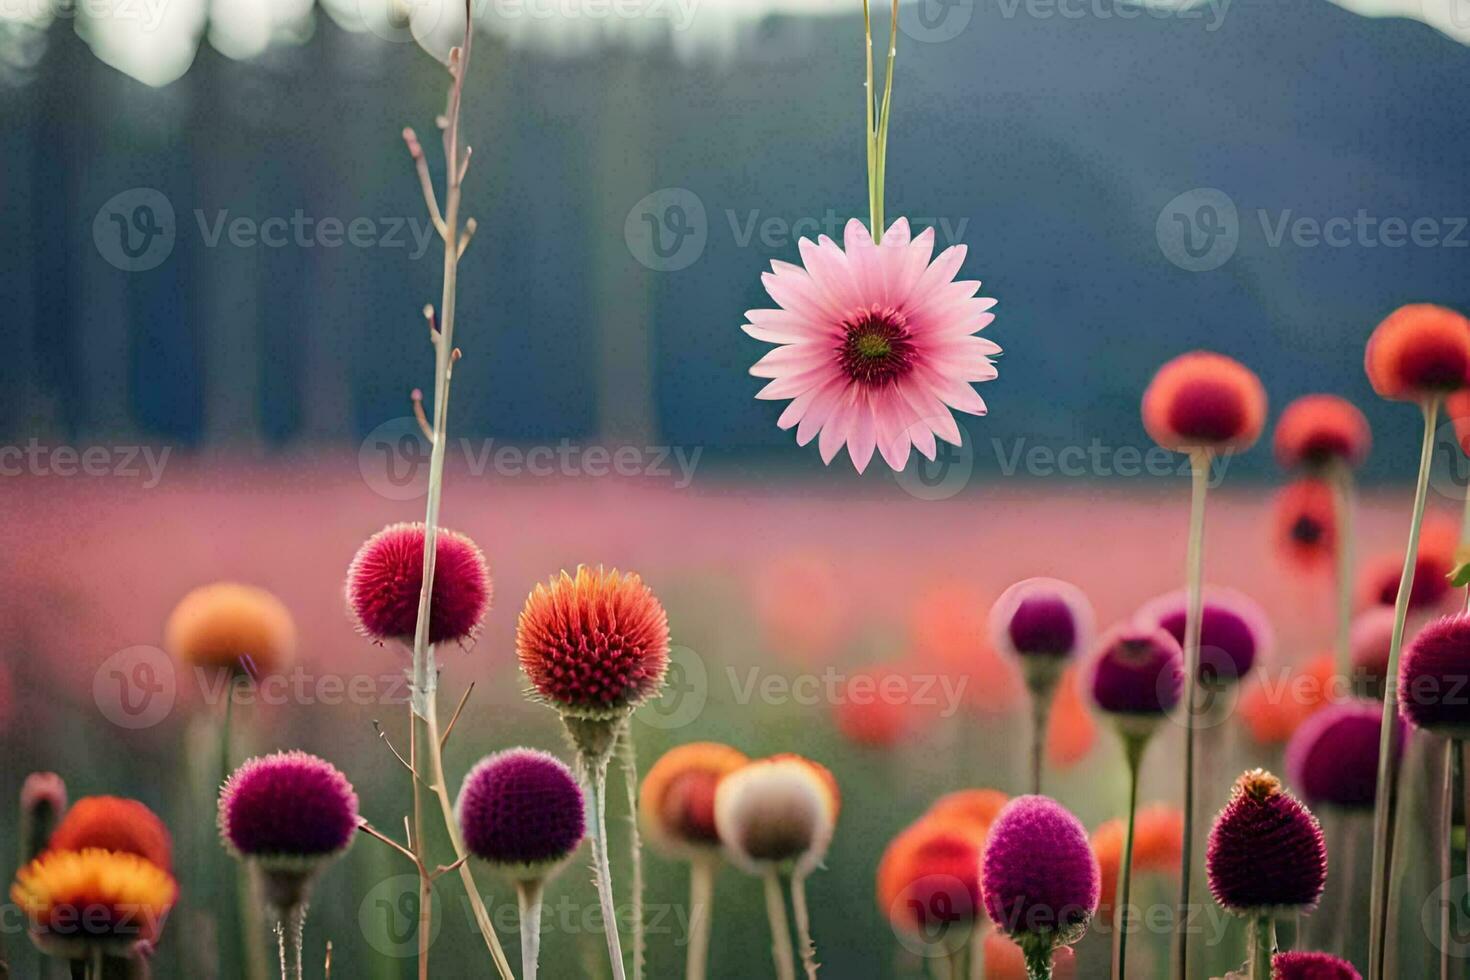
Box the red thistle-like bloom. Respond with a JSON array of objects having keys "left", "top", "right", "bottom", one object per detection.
[
  {"left": 49, "top": 796, "right": 172, "bottom": 872},
  {"left": 1400, "top": 613, "right": 1470, "bottom": 737},
  {"left": 1286, "top": 700, "right": 1399, "bottom": 810},
  {"left": 1206, "top": 770, "right": 1326, "bottom": 914},
  {"left": 1273, "top": 950, "right": 1362, "bottom": 980},
  {"left": 1142, "top": 352, "right": 1267, "bottom": 453},
  {"left": 517, "top": 565, "right": 670, "bottom": 719},
  {"left": 457, "top": 749, "right": 585, "bottom": 880},
  {"left": 1364, "top": 303, "right": 1470, "bottom": 401},
  {"left": 981, "top": 795, "right": 1099, "bottom": 943},
  {"left": 1274, "top": 394, "right": 1371, "bottom": 471},
  {"left": 1274, "top": 479, "right": 1337, "bottom": 572},
  {"left": 345, "top": 523, "right": 491, "bottom": 647},
  {"left": 640, "top": 742, "right": 749, "bottom": 859},
  {"left": 876, "top": 816, "right": 985, "bottom": 938}
]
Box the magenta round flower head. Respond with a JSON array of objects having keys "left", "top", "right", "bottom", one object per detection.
[
  {"left": 1272, "top": 950, "right": 1362, "bottom": 980},
  {"left": 1399, "top": 613, "right": 1470, "bottom": 737},
  {"left": 456, "top": 749, "right": 586, "bottom": 883},
  {"left": 1086, "top": 624, "right": 1186, "bottom": 727},
  {"left": 743, "top": 218, "right": 999, "bottom": 473},
  {"left": 1285, "top": 700, "right": 1400, "bottom": 810},
  {"left": 1206, "top": 770, "right": 1326, "bottom": 916},
  {"left": 345, "top": 522, "right": 491, "bottom": 648},
  {"left": 219, "top": 751, "right": 359, "bottom": 911},
  {"left": 991, "top": 578, "right": 1095, "bottom": 663},
  {"left": 1137, "top": 586, "right": 1271, "bottom": 685},
  {"left": 982, "top": 795, "right": 1099, "bottom": 974}
]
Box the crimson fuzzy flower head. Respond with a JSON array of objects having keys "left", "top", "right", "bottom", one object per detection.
[
  {"left": 517, "top": 565, "right": 670, "bottom": 721},
  {"left": 990, "top": 578, "right": 1094, "bottom": 661},
  {"left": 345, "top": 522, "right": 491, "bottom": 648},
  {"left": 1137, "top": 587, "right": 1271, "bottom": 685},
  {"left": 49, "top": 796, "right": 173, "bottom": 872},
  {"left": 1364, "top": 303, "right": 1470, "bottom": 402},
  {"left": 219, "top": 751, "right": 358, "bottom": 909},
  {"left": 456, "top": 749, "right": 585, "bottom": 881},
  {"left": 1274, "top": 479, "right": 1337, "bottom": 572},
  {"left": 1142, "top": 351, "right": 1267, "bottom": 453},
  {"left": 1206, "top": 770, "right": 1326, "bottom": 915},
  {"left": 1086, "top": 624, "right": 1185, "bottom": 719},
  {"left": 1273, "top": 394, "right": 1371, "bottom": 472},
  {"left": 640, "top": 742, "right": 749, "bottom": 859},
  {"left": 1272, "top": 950, "right": 1362, "bottom": 980},
  {"left": 981, "top": 795, "right": 1099, "bottom": 946},
  {"left": 1400, "top": 613, "right": 1470, "bottom": 737},
  {"left": 1285, "top": 700, "right": 1399, "bottom": 810}
]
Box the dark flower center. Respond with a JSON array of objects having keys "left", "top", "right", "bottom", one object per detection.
[
  {"left": 1291, "top": 515, "right": 1323, "bottom": 545},
  {"left": 839, "top": 309, "right": 915, "bottom": 387}
]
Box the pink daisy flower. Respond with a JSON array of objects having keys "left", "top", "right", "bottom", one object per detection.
[{"left": 744, "top": 217, "right": 999, "bottom": 473}]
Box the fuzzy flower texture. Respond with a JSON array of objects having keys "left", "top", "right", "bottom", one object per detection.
[
  {"left": 981, "top": 795, "right": 1099, "bottom": 944},
  {"left": 1206, "top": 770, "right": 1326, "bottom": 915},
  {"left": 219, "top": 751, "right": 359, "bottom": 865},
  {"left": 346, "top": 522, "right": 491, "bottom": 647},
  {"left": 744, "top": 218, "right": 999, "bottom": 473},
  {"left": 457, "top": 748, "right": 586, "bottom": 880}
]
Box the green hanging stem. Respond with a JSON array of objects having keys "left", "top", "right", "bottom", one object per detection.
[{"left": 862, "top": 0, "right": 898, "bottom": 243}]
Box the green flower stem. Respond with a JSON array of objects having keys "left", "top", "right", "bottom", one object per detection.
[
  {"left": 1442, "top": 743, "right": 1454, "bottom": 980},
  {"left": 618, "top": 728, "right": 645, "bottom": 980},
  {"left": 582, "top": 750, "right": 628, "bottom": 980},
  {"left": 1175, "top": 449, "right": 1211, "bottom": 980},
  {"left": 1329, "top": 460, "right": 1356, "bottom": 681},
  {"left": 763, "top": 870, "right": 797, "bottom": 980},
  {"left": 686, "top": 856, "right": 716, "bottom": 980},
  {"left": 516, "top": 879, "right": 545, "bottom": 980},
  {"left": 1115, "top": 729, "right": 1149, "bottom": 979},
  {"left": 1368, "top": 395, "right": 1441, "bottom": 980},
  {"left": 1247, "top": 915, "right": 1275, "bottom": 980},
  {"left": 862, "top": 0, "right": 898, "bottom": 243}
]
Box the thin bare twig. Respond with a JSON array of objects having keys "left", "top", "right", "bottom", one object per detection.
[
  {"left": 439, "top": 683, "right": 475, "bottom": 751},
  {"left": 411, "top": 389, "right": 434, "bottom": 442},
  {"left": 372, "top": 721, "right": 420, "bottom": 780},
  {"left": 402, "top": 127, "right": 447, "bottom": 238}
]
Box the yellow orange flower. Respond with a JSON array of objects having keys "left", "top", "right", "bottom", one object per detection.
[
  {"left": 640, "top": 742, "right": 748, "bottom": 859},
  {"left": 11, "top": 848, "right": 177, "bottom": 957},
  {"left": 165, "top": 582, "right": 296, "bottom": 676}
]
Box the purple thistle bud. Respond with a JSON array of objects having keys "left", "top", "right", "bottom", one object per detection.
[
  {"left": 1272, "top": 950, "right": 1362, "bottom": 979},
  {"left": 219, "top": 751, "right": 358, "bottom": 909},
  {"left": 1206, "top": 770, "right": 1326, "bottom": 915},
  {"left": 456, "top": 749, "right": 586, "bottom": 880},
  {"left": 1285, "top": 700, "right": 1400, "bottom": 810},
  {"left": 1086, "top": 625, "right": 1185, "bottom": 717},
  {"left": 1399, "top": 613, "right": 1470, "bottom": 737},
  {"left": 1137, "top": 587, "right": 1271, "bottom": 684},
  {"left": 981, "top": 795, "right": 1099, "bottom": 947},
  {"left": 991, "top": 578, "right": 1094, "bottom": 661}
]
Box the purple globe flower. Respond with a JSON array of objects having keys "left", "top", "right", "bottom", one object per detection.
[
  {"left": 1400, "top": 613, "right": 1470, "bottom": 737},
  {"left": 1206, "top": 770, "right": 1326, "bottom": 915},
  {"left": 982, "top": 795, "right": 1099, "bottom": 946},
  {"left": 1272, "top": 950, "right": 1362, "bottom": 980},
  {"left": 1086, "top": 625, "right": 1185, "bottom": 717},
  {"left": 1137, "top": 587, "right": 1271, "bottom": 684},
  {"left": 218, "top": 751, "right": 358, "bottom": 910},
  {"left": 456, "top": 748, "right": 586, "bottom": 879},
  {"left": 991, "top": 578, "right": 1094, "bottom": 660},
  {"left": 1285, "top": 700, "right": 1400, "bottom": 810}
]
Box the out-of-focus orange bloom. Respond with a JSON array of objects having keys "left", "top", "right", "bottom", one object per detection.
[
  {"left": 1274, "top": 394, "right": 1371, "bottom": 471},
  {"left": 1273, "top": 479, "right": 1336, "bottom": 572},
  {"left": 1364, "top": 303, "right": 1470, "bottom": 402},
  {"left": 1093, "top": 804, "right": 1184, "bottom": 922},
  {"left": 165, "top": 582, "right": 296, "bottom": 677},
  {"left": 1358, "top": 518, "right": 1457, "bottom": 611},
  {"left": 1046, "top": 668, "right": 1096, "bottom": 768},
  {"left": 927, "top": 788, "right": 1009, "bottom": 830},
  {"left": 1238, "top": 654, "right": 1338, "bottom": 745},
  {"left": 640, "top": 742, "right": 748, "bottom": 859},
  {"left": 1142, "top": 352, "right": 1267, "bottom": 453},
  {"left": 1448, "top": 390, "right": 1470, "bottom": 456},
  {"left": 982, "top": 930, "right": 1077, "bottom": 980},
  {"left": 831, "top": 665, "right": 928, "bottom": 749},
  {"left": 876, "top": 815, "right": 986, "bottom": 937},
  {"left": 910, "top": 582, "right": 1022, "bottom": 714},
  {"left": 48, "top": 797, "right": 173, "bottom": 873},
  {"left": 753, "top": 553, "right": 847, "bottom": 665}
]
